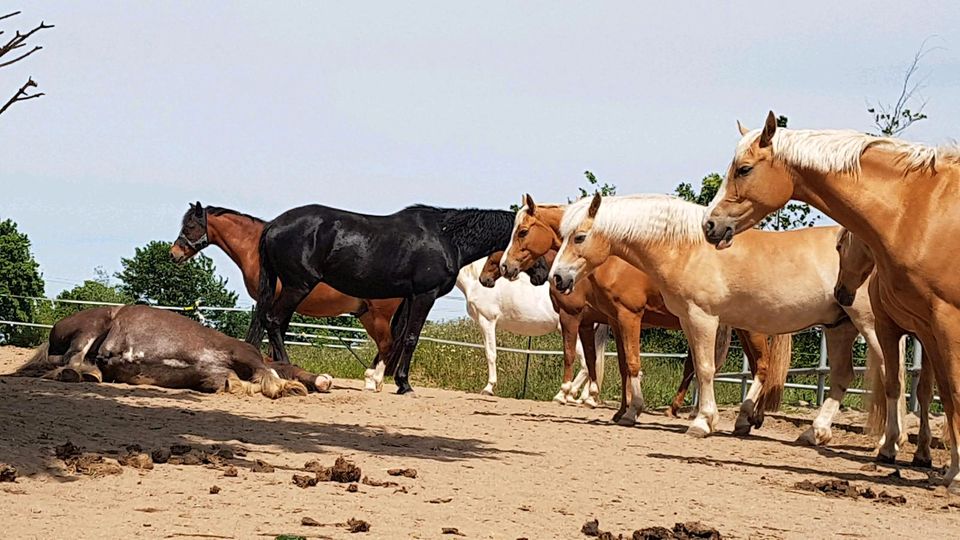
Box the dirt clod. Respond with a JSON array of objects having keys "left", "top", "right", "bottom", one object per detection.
[
  {"left": 301, "top": 516, "right": 320, "bottom": 527},
  {"left": 361, "top": 476, "right": 399, "bottom": 488},
  {"left": 442, "top": 527, "right": 465, "bottom": 536},
  {"left": 251, "top": 459, "right": 275, "bottom": 473},
  {"left": 292, "top": 474, "right": 317, "bottom": 488},
  {"left": 151, "top": 448, "right": 171, "bottom": 464},
  {"left": 582, "top": 519, "right": 601, "bottom": 536},
  {"left": 387, "top": 468, "right": 418, "bottom": 478},
  {"left": 209, "top": 485, "right": 220, "bottom": 494},
  {"left": 0, "top": 464, "right": 17, "bottom": 482},
  {"left": 673, "top": 521, "right": 721, "bottom": 539},
  {"left": 346, "top": 518, "right": 370, "bottom": 533},
  {"left": 118, "top": 451, "right": 154, "bottom": 470},
  {"left": 223, "top": 466, "right": 238, "bottom": 477},
  {"left": 65, "top": 453, "right": 123, "bottom": 477},
  {"left": 331, "top": 456, "right": 361, "bottom": 483},
  {"left": 169, "top": 444, "right": 192, "bottom": 456},
  {"left": 794, "top": 479, "right": 906, "bottom": 505},
  {"left": 54, "top": 441, "right": 81, "bottom": 460},
  {"left": 633, "top": 526, "right": 674, "bottom": 540},
  {"left": 346, "top": 483, "right": 358, "bottom": 492},
  {"left": 168, "top": 449, "right": 205, "bottom": 466}
]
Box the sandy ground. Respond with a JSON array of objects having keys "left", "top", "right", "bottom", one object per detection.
[{"left": 1, "top": 346, "right": 958, "bottom": 540}]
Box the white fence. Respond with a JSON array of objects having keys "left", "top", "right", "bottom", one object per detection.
[{"left": 0, "top": 294, "right": 930, "bottom": 409}]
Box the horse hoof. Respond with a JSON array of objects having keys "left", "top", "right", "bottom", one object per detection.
[
  {"left": 876, "top": 451, "right": 897, "bottom": 465},
  {"left": 283, "top": 381, "right": 309, "bottom": 397},
  {"left": 732, "top": 422, "right": 753, "bottom": 437},
  {"left": 686, "top": 425, "right": 710, "bottom": 438},
  {"left": 81, "top": 371, "right": 103, "bottom": 383},
  {"left": 797, "top": 426, "right": 831, "bottom": 446},
  {"left": 912, "top": 455, "right": 933, "bottom": 469},
  {"left": 611, "top": 410, "right": 625, "bottom": 423},
  {"left": 315, "top": 374, "right": 333, "bottom": 393},
  {"left": 582, "top": 397, "right": 599, "bottom": 409},
  {"left": 480, "top": 387, "right": 495, "bottom": 396},
  {"left": 59, "top": 368, "right": 82, "bottom": 383},
  {"left": 616, "top": 414, "right": 637, "bottom": 427}
]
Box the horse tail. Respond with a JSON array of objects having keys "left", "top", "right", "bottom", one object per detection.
[
  {"left": 713, "top": 325, "right": 733, "bottom": 371},
  {"left": 245, "top": 233, "right": 278, "bottom": 347},
  {"left": 865, "top": 336, "right": 906, "bottom": 439},
  {"left": 383, "top": 297, "right": 412, "bottom": 376},
  {"left": 757, "top": 333, "right": 793, "bottom": 412},
  {"left": 12, "top": 342, "right": 53, "bottom": 377}
]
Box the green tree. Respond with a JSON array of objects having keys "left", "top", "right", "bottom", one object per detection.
[
  {"left": 115, "top": 240, "right": 246, "bottom": 337},
  {"left": 867, "top": 44, "right": 933, "bottom": 137},
  {"left": 674, "top": 116, "right": 818, "bottom": 231},
  {"left": 572, "top": 170, "right": 616, "bottom": 200},
  {"left": 40, "top": 278, "right": 133, "bottom": 323},
  {"left": 0, "top": 218, "right": 46, "bottom": 346}
]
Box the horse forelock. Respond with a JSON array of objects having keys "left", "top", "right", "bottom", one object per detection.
[
  {"left": 736, "top": 127, "right": 960, "bottom": 175},
  {"left": 560, "top": 194, "right": 706, "bottom": 246}
]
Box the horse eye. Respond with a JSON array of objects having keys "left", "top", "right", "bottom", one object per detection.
[
  {"left": 736, "top": 165, "right": 753, "bottom": 177},
  {"left": 518, "top": 229, "right": 528, "bottom": 239},
  {"left": 574, "top": 234, "right": 587, "bottom": 244}
]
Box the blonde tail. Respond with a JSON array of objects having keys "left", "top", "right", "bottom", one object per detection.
[{"left": 757, "top": 334, "right": 792, "bottom": 413}]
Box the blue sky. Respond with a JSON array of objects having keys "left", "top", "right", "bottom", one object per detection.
[{"left": 2, "top": 2, "right": 959, "bottom": 320}]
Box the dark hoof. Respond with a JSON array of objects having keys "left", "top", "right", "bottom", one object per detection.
[
  {"left": 611, "top": 410, "right": 625, "bottom": 423},
  {"left": 876, "top": 452, "right": 897, "bottom": 465},
  {"left": 81, "top": 372, "right": 102, "bottom": 383},
  {"left": 911, "top": 455, "right": 933, "bottom": 469},
  {"left": 396, "top": 386, "right": 415, "bottom": 395},
  {"left": 59, "top": 368, "right": 82, "bottom": 383}
]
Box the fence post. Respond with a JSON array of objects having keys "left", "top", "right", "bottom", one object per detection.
[
  {"left": 909, "top": 336, "right": 923, "bottom": 413},
  {"left": 520, "top": 336, "right": 532, "bottom": 399},
  {"left": 816, "top": 328, "right": 827, "bottom": 406}
]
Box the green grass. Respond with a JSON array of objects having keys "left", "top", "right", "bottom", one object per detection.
[{"left": 286, "top": 317, "right": 890, "bottom": 412}]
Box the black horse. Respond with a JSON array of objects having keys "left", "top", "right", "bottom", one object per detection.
[{"left": 246, "top": 204, "right": 516, "bottom": 394}]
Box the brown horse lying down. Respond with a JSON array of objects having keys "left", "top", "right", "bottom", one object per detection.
[{"left": 14, "top": 305, "right": 325, "bottom": 398}]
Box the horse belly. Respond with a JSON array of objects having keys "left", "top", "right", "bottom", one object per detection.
[{"left": 99, "top": 356, "right": 217, "bottom": 390}]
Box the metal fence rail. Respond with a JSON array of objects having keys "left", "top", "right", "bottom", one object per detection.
[{"left": 0, "top": 294, "right": 932, "bottom": 409}]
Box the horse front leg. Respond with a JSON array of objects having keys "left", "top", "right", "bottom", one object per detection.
[
  {"left": 610, "top": 327, "right": 629, "bottom": 423},
  {"left": 393, "top": 293, "right": 437, "bottom": 395},
  {"left": 678, "top": 310, "right": 721, "bottom": 437},
  {"left": 555, "top": 311, "right": 581, "bottom": 404},
  {"left": 477, "top": 315, "right": 499, "bottom": 396},
  {"left": 913, "top": 354, "right": 934, "bottom": 468},
  {"left": 615, "top": 309, "right": 644, "bottom": 427},
  {"left": 733, "top": 329, "right": 764, "bottom": 434}
]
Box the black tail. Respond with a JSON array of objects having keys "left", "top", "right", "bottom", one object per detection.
[
  {"left": 383, "top": 297, "right": 411, "bottom": 375},
  {"left": 245, "top": 233, "right": 278, "bottom": 348}
]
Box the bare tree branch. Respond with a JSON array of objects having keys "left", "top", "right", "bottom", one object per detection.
[
  {"left": 0, "top": 20, "right": 54, "bottom": 64},
  {"left": 0, "top": 12, "right": 21, "bottom": 23},
  {"left": 0, "top": 44, "right": 41, "bottom": 68},
  {"left": 0, "top": 77, "right": 44, "bottom": 116},
  {"left": 867, "top": 38, "right": 941, "bottom": 137}
]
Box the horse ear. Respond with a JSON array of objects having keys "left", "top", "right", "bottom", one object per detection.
[
  {"left": 194, "top": 201, "right": 203, "bottom": 216},
  {"left": 737, "top": 120, "right": 750, "bottom": 136},
  {"left": 758, "top": 111, "right": 777, "bottom": 148},
  {"left": 587, "top": 193, "right": 602, "bottom": 219},
  {"left": 524, "top": 193, "right": 536, "bottom": 215}
]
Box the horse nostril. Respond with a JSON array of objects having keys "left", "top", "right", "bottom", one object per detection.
[
  {"left": 705, "top": 220, "right": 715, "bottom": 232},
  {"left": 553, "top": 274, "right": 563, "bottom": 288}
]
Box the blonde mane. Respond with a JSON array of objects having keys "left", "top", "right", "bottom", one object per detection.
[
  {"left": 737, "top": 127, "right": 960, "bottom": 175},
  {"left": 560, "top": 194, "right": 707, "bottom": 246}
]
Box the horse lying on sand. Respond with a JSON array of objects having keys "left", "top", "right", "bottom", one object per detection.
[{"left": 14, "top": 305, "right": 322, "bottom": 398}]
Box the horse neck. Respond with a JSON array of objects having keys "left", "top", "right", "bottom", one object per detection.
[
  {"left": 205, "top": 214, "right": 265, "bottom": 292},
  {"left": 607, "top": 235, "right": 687, "bottom": 288},
  {"left": 539, "top": 207, "right": 566, "bottom": 250},
  {"left": 792, "top": 152, "right": 915, "bottom": 260},
  {"left": 447, "top": 210, "right": 516, "bottom": 265},
  {"left": 455, "top": 259, "right": 484, "bottom": 295}
]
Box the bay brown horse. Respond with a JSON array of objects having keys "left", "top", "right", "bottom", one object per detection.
[
  {"left": 16, "top": 305, "right": 311, "bottom": 398},
  {"left": 170, "top": 202, "right": 400, "bottom": 392},
  {"left": 704, "top": 114, "right": 960, "bottom": 490},
  {"left": 553, "top": 194, "right": 887, "bottom": 442},
  {"left": 499, "top": 195, "right": 789, "bottom": 430}
]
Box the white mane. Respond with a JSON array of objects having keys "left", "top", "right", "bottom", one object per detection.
[
  {"left": 560, "top": 194, "right": 707, "bottom": 246},
  {"left": 737, "top": 127, "right": 960, "bottom": 174}
]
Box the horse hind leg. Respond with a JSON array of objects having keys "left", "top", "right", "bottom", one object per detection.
[
  {"left": 577, "top": 323, "right": 602, "bottom": 408},
  {"left": 912, "top": 354, "right": 934, "bottom": 468},
  {"left": 392, "top": 294, "right": 437, "bottom": 395},
  {"left": 55, "top": 334, "right": 103, "bottom": 383},
  {"left": 360, "top": 303, "right": 392, "bottom": 392},
  {"left": 799, "top": 324, "right": 858, "bottom": 446}
]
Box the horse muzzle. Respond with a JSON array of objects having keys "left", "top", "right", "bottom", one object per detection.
[
  {"left": 702, "top": 218, "right": 735, "bottom": 250},
  {"left": 551, "top": 272, "right": 575, "bottom": 295},
  {"left": 834, "top": 284, "right": 856, "bottom": 307}
]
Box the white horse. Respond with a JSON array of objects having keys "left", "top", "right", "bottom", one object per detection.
[{"left": 456, "top": 257, "right": 608, "bottom": 405}]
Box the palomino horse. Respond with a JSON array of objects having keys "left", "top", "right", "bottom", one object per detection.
[
  {"left": 500, "top": 196, "right": 790, "bottom": 431},
  {"left": 249, "top": 204, "right": 515, "bottom": 394},
  {"left": 551, "top": 194, "right": 888, "bottom": 442},
  {"left": 703, "top": 114, "right": 960, "bottom": 491},
  {"left": 466, "top": 251, "right": 609, "bottom": 403},
  {"left": 171, "top": 202, "right": 400, "bottom": 392},
  {"left": 16, "top": 305, "right": 313, "bottom": 398},
  {"left": 835, "top": 227, "right": 933, "bottom": 466}
]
